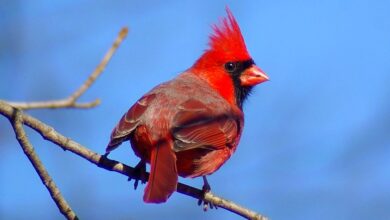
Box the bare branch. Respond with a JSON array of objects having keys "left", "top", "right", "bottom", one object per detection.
[
  {"left": 9, "top": 109, "right": 78, "bottom": 220},
  {"left": 68, "top": 27, "right": 128, "bottom": 102},
  {"left": 204, "top": 192, "right": 266, "bottom": 220},
  {"left": 0, "top": 100, "right": 268, "bottom": 220},
  {"left": 6, "top": 27, "right": 129, "bottom": 110}
]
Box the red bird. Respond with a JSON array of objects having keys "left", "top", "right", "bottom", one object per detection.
[{"left": 106, "top": 7, "right": 268, "bottom": 203}]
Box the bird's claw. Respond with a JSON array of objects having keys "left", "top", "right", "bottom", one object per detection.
[
  {"left": 128, "top": 177, "right": 142, "bottom": 190},
  {"left": 197, "top": 176, "right": 217, "bottom": 211},
  {"left": 198, "top": 198, "right": 217, "bottom": 211},
  {"left": 127, "top": 161, "right": 146, "bottom": 190}
]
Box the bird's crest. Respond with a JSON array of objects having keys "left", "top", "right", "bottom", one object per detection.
[{"left": 207, "top": 7, "right": 251, "bottom": 62}]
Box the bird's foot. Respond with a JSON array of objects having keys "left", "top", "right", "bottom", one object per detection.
[
  {"left": 198, "top": 176, "right": 217, "bottom": 211},
  {"left": 128, "top": 161, "right": 147, "bottom": 190}
]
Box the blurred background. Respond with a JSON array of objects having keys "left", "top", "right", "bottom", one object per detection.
[{"left": 1, "top": 1, "right": 390, "bottom": 219}]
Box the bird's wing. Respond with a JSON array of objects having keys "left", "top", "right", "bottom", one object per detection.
[
  {"left": 106, "top": 93, "right": 156, "bottom": 153},
  {"left": 172, "top": 99, "right": 240, "bottom": 152}
]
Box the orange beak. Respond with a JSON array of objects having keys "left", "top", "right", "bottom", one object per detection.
[{"left": 240, "top": 65, "right": 269, "bottom": 86}]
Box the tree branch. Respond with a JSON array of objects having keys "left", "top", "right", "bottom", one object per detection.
[
  {"left": 9, "top": 109, "right": 78, "bottom": 220},
  {"left": 5, "top": 27, "right": 129, "bottom": 110},
  {"left": 0, "top": 100, "right": 268, "bottom": 220}
]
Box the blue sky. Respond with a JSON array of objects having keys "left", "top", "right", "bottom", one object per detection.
[{"left": 1, "top": 1, "right": 390, "bottom": 219}]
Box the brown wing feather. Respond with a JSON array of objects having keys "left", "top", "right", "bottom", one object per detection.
[
  {"left": 172, "top": 99, "right": 239, "bottom": 152},
  {"left": 106, "top": 94, "right": 156, "bottom": 153}
]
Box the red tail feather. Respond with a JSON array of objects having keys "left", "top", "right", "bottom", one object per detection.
[{"left": 143, "top": 140, "right": 178, "bottom": 203}]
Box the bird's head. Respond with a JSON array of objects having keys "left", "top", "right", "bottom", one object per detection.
[{"left": 190, "top": 7, "right": 268, "bottom": 108}]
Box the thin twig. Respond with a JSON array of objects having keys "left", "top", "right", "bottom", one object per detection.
[
  {"left": 6, "top": 27, "right": 129, "bottom": 110},
  {"left": 9, "top": 109, "right": 78, "bottom": 220},
  {"left": 0, "top": 100, "right": 268, "bottom": 220}
]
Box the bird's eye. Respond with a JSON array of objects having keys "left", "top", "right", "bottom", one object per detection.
[{"left": 225, "top": 62, "right": 237, "bottom": 73}]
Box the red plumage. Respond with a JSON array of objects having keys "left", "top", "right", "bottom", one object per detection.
[{"left": 106, "top": 7, "right": 269, "bottom": 203}]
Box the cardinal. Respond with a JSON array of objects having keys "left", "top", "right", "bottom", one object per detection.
[{"left": 106, "top": 7, "right": 268, "bottom": 203}]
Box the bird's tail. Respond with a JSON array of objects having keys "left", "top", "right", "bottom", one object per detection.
[{"left": 143, "top": 140, "right": 178, "bottom": 203}]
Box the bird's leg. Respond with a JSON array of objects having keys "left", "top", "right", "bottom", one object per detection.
[
  {"left": 128, "top": 160, "right": 147, "bottom": 190},
  {"left": 202, "top": 175, "right": 211, "bottom": 192},
  {"left": 198, "top": 176, "right": 217, "bottom": 211}
]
